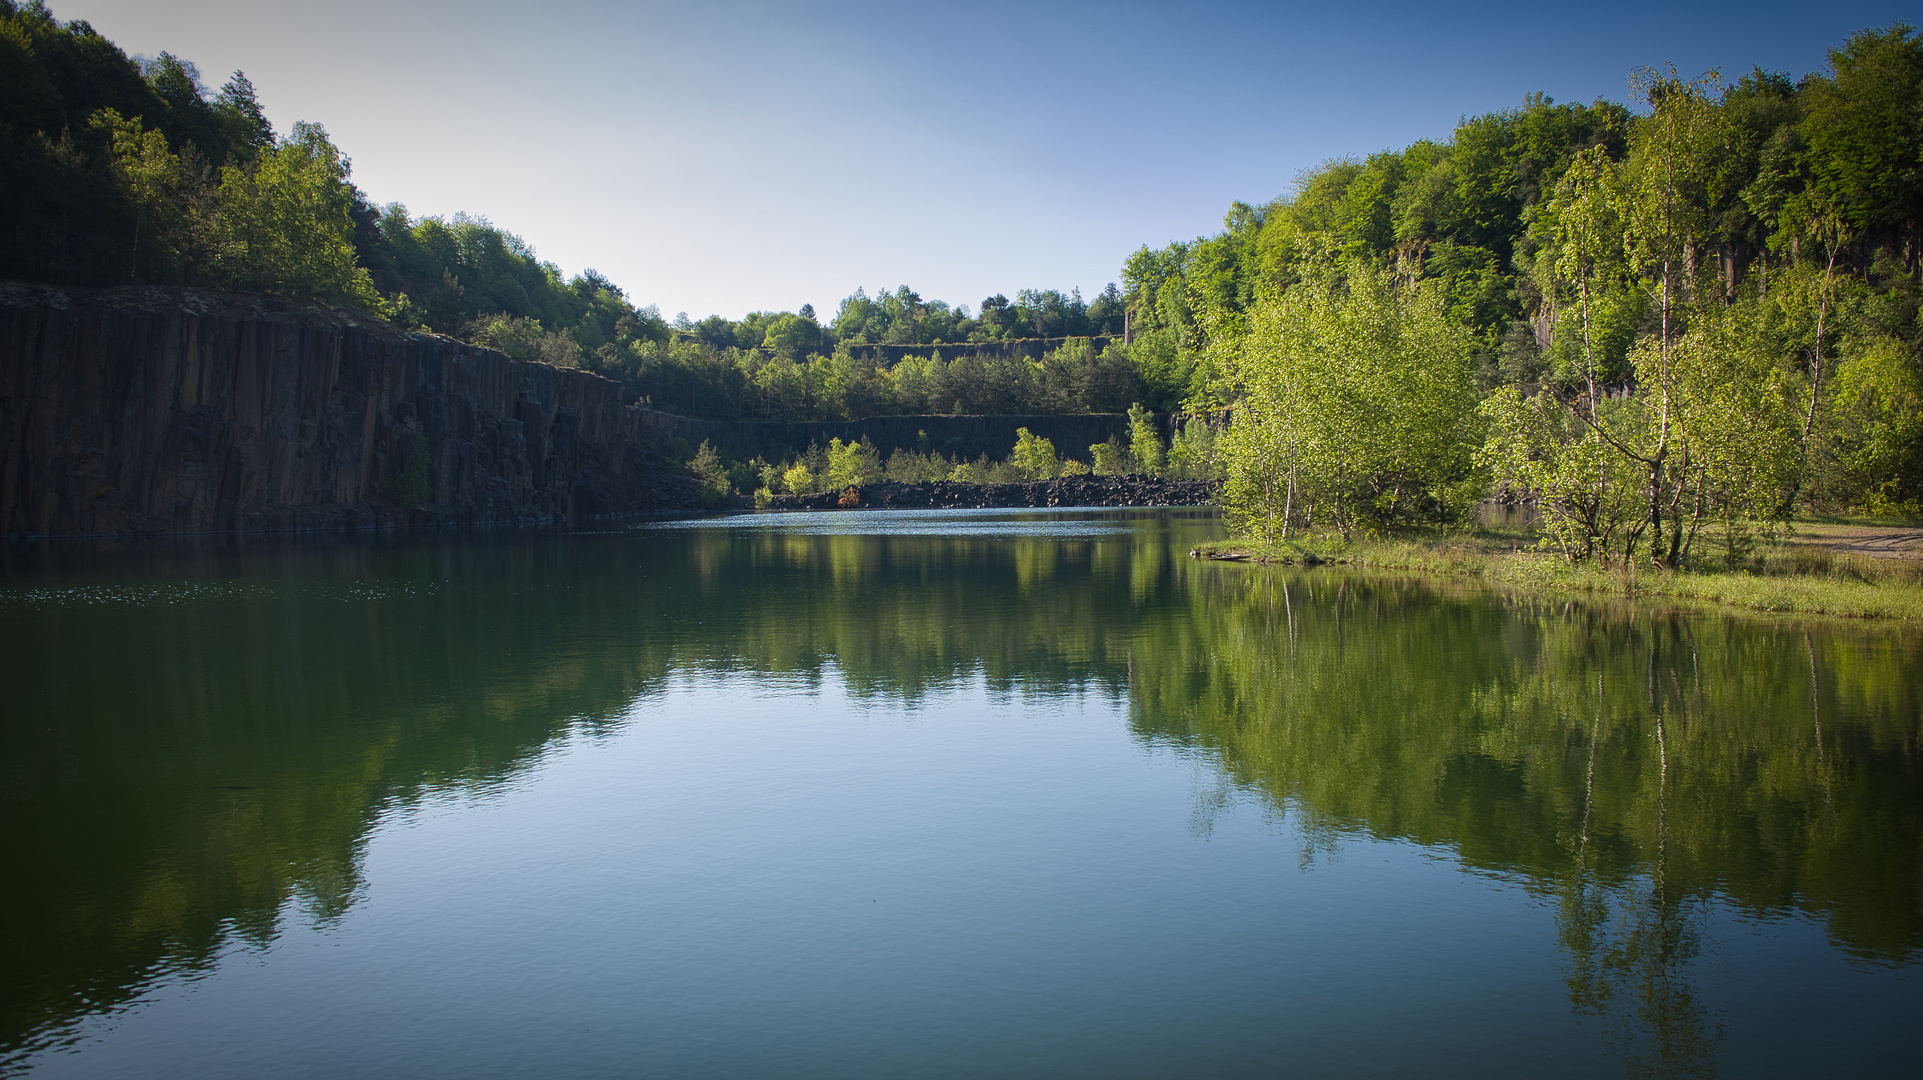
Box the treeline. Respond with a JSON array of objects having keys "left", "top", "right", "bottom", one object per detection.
[
  {"left": 6, "top": 1, "right": 1918, "bottom": 531},
  {"left": 0, "top": 0, "right": 1141, "bottom": 420},
  {"left": 0, "top": 2, "right": 366, "bottom": 301},
  {"left": 681, "top": 404, "right": 1222, "bottom": 505},
  {"left": 374, "top": 223, "right": 1143, "bottom": 417},
  {"left": 1179, "top": 26, "right": 1923, "bottom": 552}
]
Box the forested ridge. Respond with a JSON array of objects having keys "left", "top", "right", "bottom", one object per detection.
[
  {"left": 1177, "top": 28, "right": 1923, "bottom": 562},
  {"left": 0, "top": 0, "right": 1135, "bottom": 422},
  {"left": 3, "top": 0, "right": 1920, "bottom": 542}
]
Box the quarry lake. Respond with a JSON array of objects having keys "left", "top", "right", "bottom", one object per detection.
[{"left": 2, "top": 508, "right": 1919, "bottom": 1078}]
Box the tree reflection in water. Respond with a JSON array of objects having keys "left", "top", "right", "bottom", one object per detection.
[
  {"left": 1, "top": 519, "right": 1916, "bottom": 1075},
  {"left": 1126, "top": 567, "right": 1918, "bottom": 1078}
]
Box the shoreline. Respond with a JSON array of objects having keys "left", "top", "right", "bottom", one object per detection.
[
  {"left": 763, "top": 476, "right": 1215, "bottom": 511},
  {"left": 1191, "top": 533, "right": 1923, "bottom": 622}
]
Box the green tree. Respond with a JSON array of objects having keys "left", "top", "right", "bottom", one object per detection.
[
  {"left": 1089, "top": 439, "right": 1128, "bottom": 477},
  {"left": 1769, "top": 202, "right": 1859, "bottom": 511},
  {"left": 90, "top": 108, "right": 179, "bottom": 280},
  {"left": 688, "top": 440, "right": 730, "bottom": 505},
  {"left": 1478, "top": 387, "right": 1647, "bottom": 561},
  {"left": 213, "top": 70, "right": 274, "bottom": 161},
  {"left": 825, "top": 437, "right": 880, "bottom": 489},
  {"left": 217, "top": 121, "right": 379, "bottom": 304},
  {"left": 1165, "top": 417, "right": 1223, "bottom": 482},
  {"left": 1795, "top": 25, "right": 1923, "bottom": 244},
  {"left": 782, "top": 462, "right": 817, "bottom": 495},
  {"left": 470, "top": 315, "right": 582, "bottom": 368},
  {"left": 761, "top": 313, "right": 822, "bottom": 356},
  {"left": 1668, "top": 299, "right": 1804, "bottom": 563},
  {"left": 1617, "top": 67, "right": 1728, "bottom": 564},
  {"left": 1009, "top": 428, "right": 1060, "bottom": 480},
  {"left": 1822, "top": 336, "right": 1923, "bottom": 512},
  {"left": 1215, "top": 260, "right": 1482, "bottom": 541},
  {"left": 1535, "top": 144, "right": 1630, "bottom": 400},
  {"left": 1127, "top": 402, "right": 1165, "bottom": 475}
]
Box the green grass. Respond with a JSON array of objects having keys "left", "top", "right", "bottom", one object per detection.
[
  {"left": 1791, "top": 510, "right": 1923, "bottom": 528},
  {"left": 1191, "top": 530, "right": 1923, "bottom": 621}
]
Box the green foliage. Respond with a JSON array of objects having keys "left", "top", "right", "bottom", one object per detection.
[
  {"left": 1215, "top": 260, "right": 1483, "bottom": 542},
  {"left": 946, "top": 454, "right": 1025, "bottom": 485},
  {"left": 1, "top": 4, "right": 1917, "bottom": 528},
  {"left": 1477, "top": 387, "right": 1646, "bottom": 562},
  {"left": 781, "top": 462, "right": 817, "bottom": 495},
  {"left": 827, "top": 284, "right": 1126, "bottom": 347},
  {"left": 469, "top": 315, "right": 582, "bottom": 368},
  {"left": 1088, "top": 438, "right": 1128, "bottom": 477},
  {"left": 0, "top": 2, "right": 280, "bottom": 283},
  {"left": 1669, "top": 300, "right": 1806, "bottom": 563},
  {"left": 1009, "top": 428, "right": 1061, "bottom": 480},
  {"left": 1126, "top": 402, "right": 1164, "bottom": 476},
  {"left": 1165, "top": 417, "right": 1224, "bottom": 482},
  {"left": 624, "top": 336, "right": 1146, "bottom": 423},
  {"left": 760, "top": 313, "right": 821, "bottom": 356},
  {"left": 747, "top": 426, "right": 1136, "bottom": 494},
  {"left": 1795, "top": 25, "right": 1923, "bottom": 241},
  {"left": 1824, "top": 336, "right": 1923, "bottom": 512},
  {"left": 217, "top": 121, "right": 379, "bottom": 303},
  {"left": 0, "top": 4, "right": 383, "bottom": 302},
  {"left": 688, "top": 440, "right": 730, "bottom": 505},
  {"left": 885, "top": 447, "right": 956, "bottom": 483},
  {"left": 1202, "top": 30, "right": 1922, "bottom": 556},
  {"left": 1529, "top": 144, "right": 1638, "bottom": 389},
  {"left": 825, "top": 437, "right": 881, "bottom": 489},
  {"left": 89, "top": 107, "right": 181, "bottom": 279}
]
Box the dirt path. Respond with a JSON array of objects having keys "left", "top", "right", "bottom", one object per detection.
[{"left": 1786, "top": 524, "right": 1923, "bottom": 560}]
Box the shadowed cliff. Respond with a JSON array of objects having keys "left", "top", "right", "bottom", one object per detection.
[{"left": 0, "top": 283, "right": 703, "bottom": 538}]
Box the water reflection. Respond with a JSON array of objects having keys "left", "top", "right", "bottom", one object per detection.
[
  {"left": 1, "top": 513, "right": 1917, "bottom": 1076},
  {"left": 1128, "top": 569, "right": 1920, "bottom": 1076}
]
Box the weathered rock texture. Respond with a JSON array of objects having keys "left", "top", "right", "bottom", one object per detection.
[
  {"left": 766, "top": 476, "right": 1215, "bottom": 511},
  {"left": 0, "top": 283, "right": 701, "bottom": 538}
]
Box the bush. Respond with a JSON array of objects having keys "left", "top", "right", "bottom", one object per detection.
[
  {"left": 1010, "top": 427, "right": 1061, "bottom": 480},
  {"left": 782, "top": 463, "right": 816, "bottom": 494}
]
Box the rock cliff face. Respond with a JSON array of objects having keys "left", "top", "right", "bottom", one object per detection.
[{"left": 0, "top": 283, "right": 700, "bottom": 538}]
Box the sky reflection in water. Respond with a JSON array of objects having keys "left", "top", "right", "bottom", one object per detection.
[{"left": 1, "top": 510, "right": 1917, "bottom": 1078}]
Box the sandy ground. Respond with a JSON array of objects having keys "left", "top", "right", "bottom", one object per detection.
[{"left": 1786, "top": 524, "right": 1923, "bottom": 559}]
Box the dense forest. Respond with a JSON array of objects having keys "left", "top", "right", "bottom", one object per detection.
[
  {"left": 3, "top": 0, "right": 1919, "bottom": 546},
  {"left": 1176, "top": 28, "right": 1923, "bottom": 562},
  {"left": 0, "top": 0, "right": 1133, "bottom": 420}
]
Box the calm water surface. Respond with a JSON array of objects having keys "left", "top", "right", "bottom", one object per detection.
[{"left": 2, "top": 509, "right": 1918, "bottom": 1078}]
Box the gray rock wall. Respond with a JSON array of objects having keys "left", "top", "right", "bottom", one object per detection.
[{"left": 0, "top": 283, "right": 699, "bottom": 538}]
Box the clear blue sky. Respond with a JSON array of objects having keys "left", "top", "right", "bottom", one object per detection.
[{"left": 54, "top": 0, "right": 1918, "bottom": 319}]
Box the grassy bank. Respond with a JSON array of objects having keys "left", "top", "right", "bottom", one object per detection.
[{"left": 1192, "top": 530, "right": 1923, "bottom": 621}]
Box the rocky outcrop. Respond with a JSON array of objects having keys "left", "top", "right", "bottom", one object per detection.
[
  {"left": 0, "top": 283, "right": 702, "bottom": 538},
  {"left": 765, "top": 476, "right": 1215, "bottom": 511}
]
